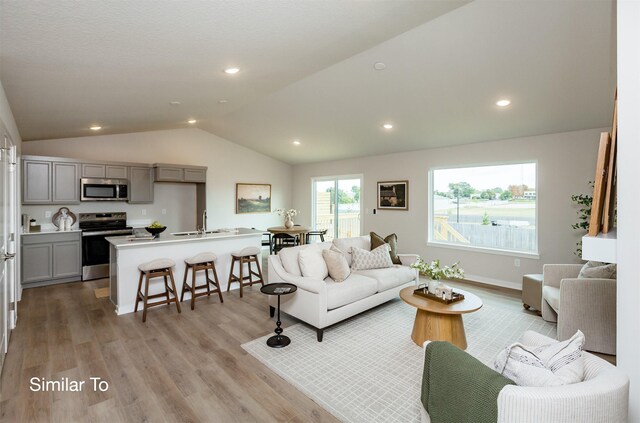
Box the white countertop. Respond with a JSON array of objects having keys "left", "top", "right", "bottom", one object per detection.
[
  {"left": 106, "top": 227, "right": 263, "bottom": 249},
  {"left": 22, "top": 228, "right": 82, "bottom": 236}
]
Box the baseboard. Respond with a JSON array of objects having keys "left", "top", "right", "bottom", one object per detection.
[{"left": 460, "top": 273, "right": 522, "bottom": 292}]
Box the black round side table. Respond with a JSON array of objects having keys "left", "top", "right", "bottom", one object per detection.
[{"left": 260, "top": 282, "right": 297, "bottom": 348}]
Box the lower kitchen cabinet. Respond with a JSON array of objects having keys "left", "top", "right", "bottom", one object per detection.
[{"left": 22, "top": 232, "right": 82, "bottom": 287}]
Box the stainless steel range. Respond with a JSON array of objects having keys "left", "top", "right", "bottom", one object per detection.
[{"left": 80, "top": 212, "right": 133, "bottom": 280}]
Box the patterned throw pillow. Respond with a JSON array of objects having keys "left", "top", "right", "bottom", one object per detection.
[
  {"left": 493, "top": 330, "right": 585, "bottom": 387},
  {"left": 351, "top": 244, "right": 394, "bottom": 271},
  {"left": 370, "top": 232, "right": 401, "bottom": 264}
]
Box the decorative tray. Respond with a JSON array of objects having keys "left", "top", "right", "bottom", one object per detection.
[{"left": 413, "top": 288, "right": 465, "bottom": 304}]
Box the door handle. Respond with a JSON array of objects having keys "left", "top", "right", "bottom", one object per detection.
[{"left": 1, "top": 253, "right": 15, "bottom": 261}]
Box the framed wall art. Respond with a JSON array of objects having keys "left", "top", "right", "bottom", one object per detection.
[
  {"left": 377, "top": 180, "right": 408, "bottom": 210},
  {"left": 236, "top": 183, "right": 272, "bottom": 214}
]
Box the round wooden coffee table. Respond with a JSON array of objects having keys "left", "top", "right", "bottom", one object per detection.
[{"left": 399, "top": 286, "right": 482, "bottom": 349}]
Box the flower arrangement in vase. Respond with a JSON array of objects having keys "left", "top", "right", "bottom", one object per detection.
[
  {"left": 274, "top": 208, "right": 299, "bottom": 228},
  {"left": 411, "top": 257, "right": 465, "bottom": 294}
]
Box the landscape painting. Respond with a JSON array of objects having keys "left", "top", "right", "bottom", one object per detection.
[
  {"left": 377, "top": 180, "right": 408, "bottom": 210},
  {"left": 236, "top": 183, "right": 272, "bottom": 214}
]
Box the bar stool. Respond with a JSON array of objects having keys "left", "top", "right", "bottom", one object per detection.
[
  {"left": 135, "top": 258, "right": 181, "bottom": 322},
  {"left": 180, "top": 252, "right": 224, "bottom": 310},
  {"left": 227, "top": 246, "right": 264, "bottom": 298}
]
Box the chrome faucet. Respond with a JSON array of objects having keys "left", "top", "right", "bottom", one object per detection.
[{"left": 202, "top": 210, "right": 207, "bottom": 232}]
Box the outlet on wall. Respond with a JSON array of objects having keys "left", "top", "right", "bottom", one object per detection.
[
  {"left": 141, "top": 209, "right": 147, "bottom": 216},
  {"left": 161, "top": 209, "right": 166, "bottom": 215},
  {"left": 514, "top": 258, "right": 521, "bottom": 267},
  {"left": 44, "top": 211, "right": 51, "bottom": 218}
]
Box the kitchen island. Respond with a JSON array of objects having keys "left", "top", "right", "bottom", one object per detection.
[{"left": 107, "top": 228, "right": 263, "bottom": 315}]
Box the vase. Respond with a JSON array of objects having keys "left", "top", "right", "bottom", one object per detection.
[
  {"left": 284, "top": 217, "right": 294, "bottom": 229},
  {"left": 427, "top": 279, "right": 439, "bottom": 294}
]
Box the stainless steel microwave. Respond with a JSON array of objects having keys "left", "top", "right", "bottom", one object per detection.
[{"left": 80, "top": 178, "right": 129, "bottom": 201}]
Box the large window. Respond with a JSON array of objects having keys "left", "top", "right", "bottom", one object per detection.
[
  {"left": 428, "top": 163, "right": 538, "bottom": 256},
  {"left": 312, "top": 176, "right": 362, "bottom": 241}
]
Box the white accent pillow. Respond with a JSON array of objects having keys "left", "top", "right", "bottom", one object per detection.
[
  {"left": 322, "top": 245, "right": 351, "bottom": 282},
  {"left": 493, "top": 330, "right": 585, "bottom": 387},
  {"left": 351, "top": 244, "right": 393, "bottom": 271},
  {"left": 298, "top": 245, "right": 329, "bottom": 280}
]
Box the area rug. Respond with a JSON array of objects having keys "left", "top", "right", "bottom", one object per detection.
[
  {"left": 94, "top": 287, "right": 110, "bottom": 298},
  {"left": 242, "top": 297, "right": 556, "bottom": 423}
]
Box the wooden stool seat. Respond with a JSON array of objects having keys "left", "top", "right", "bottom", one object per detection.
[
  {"left": 227, "top": 247, "right": 264, "bottom": 298},
  {"left": 180, "top": 252, "right": 224, "bottom": 310},
  {"left": 135, "top": 258, "right": 181, "bottom": 322}
]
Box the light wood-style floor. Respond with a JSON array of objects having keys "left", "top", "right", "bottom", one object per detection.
[
  {"left": 0, "top": 262, "right": 571, "bottom": 423},
  {"left": 0, "top": 277, "right": 340, "bottom": 423}
]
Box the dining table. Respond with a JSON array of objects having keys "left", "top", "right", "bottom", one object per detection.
[{"left": 267, "top": 226, "right": 311, "bottom": 245}]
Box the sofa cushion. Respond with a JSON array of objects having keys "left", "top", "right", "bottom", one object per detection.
[
  {"left": 370, "top": 232, "right": 401, "bottom": 264},
  {"left": 324, "top": 274, "right": 378, "bottom": 310},
  {"left": 353, "top": 265, "right": 415, "bottom": 292},
  {"left": 542, "top": 285, "right": 560, "bottom": 312},
  {"left": 578, "top": 261, "right": 617, "bottom": 279},
  {"left": 494, "top": 330, "right": 585, "bottom": 387},
  {"left": 332, "top": 236, "right": 371, "bottom": 266},
  {"left": 278, "top": 242, "right": 331, "bottom": 276},
  {"left": 351, "top": 245, "right": 394, "bottom": 271},
  {"left": 298, "top": 245, "right": 329, "bottom": 280},
  {"left": 322, "top": 245, "right": 351, "bottom": 282}
]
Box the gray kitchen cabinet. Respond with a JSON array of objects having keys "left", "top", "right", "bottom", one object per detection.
[
  {"left": 21, "top": 232, "right": 82, "bottom": 286},
  {"left": 81, "top": 163, "right": 106, "bottom": 178},
  {"left": 52, "top": 162, "right": 79, "bottom": 203},
  {"left": 129, "top": 166, "right": 154, "bottom": 203},
  {"left": 184, "top": 168, "right": 206, "bottom": 183},
  {"left": 21, "top": 244, "right": 53, "bottom": 282},
  {"left": 52, "top": 241, "right": 81, "bottom": 278},
  {"left": 106, "top": 165, "right": 128, "bottom": 179},
  {"left": 23, "top": 159, "right": 52, "bottom": 204},
  {"left": 154, "top": 166, "right": 184, "bottom": 182}
]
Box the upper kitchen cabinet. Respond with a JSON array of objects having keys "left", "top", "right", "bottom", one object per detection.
[
  {"left": 154, "top": 164, "right": 206, "bottom": 183},
  {"left": 129, "top": 166, "right": 154, "bottom": 204},
  {"left": 23, "top": 158, "right": 80, "bottom": 204},
  {"left": 83, "top": 163, "right": 128, "bottom": 179}
]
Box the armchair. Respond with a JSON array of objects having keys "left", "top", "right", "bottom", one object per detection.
[
  {"left": 420, "top": 331, "right": 629, "bottom": 423},
  {"left": 541, "top": 264, "right": 616, "bottom": 355}
]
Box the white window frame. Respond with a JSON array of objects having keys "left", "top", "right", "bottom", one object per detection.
[
  {"left": 311, "top": 174, "right": 364, "bottom": 239},
  {"left": 427, "top": 161, "right": 540, "bottom": 259}
]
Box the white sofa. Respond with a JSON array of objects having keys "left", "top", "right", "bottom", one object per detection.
[
  {"left": 420, "top": 331, "right": 629, "bottom": 423},
  {"left": 267, "top": 236, "right": 418, "bottom": 341}
]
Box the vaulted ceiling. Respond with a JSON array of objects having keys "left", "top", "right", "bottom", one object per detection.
[{"left": 1, "top": 0, "right": 615, "bottom": 164}]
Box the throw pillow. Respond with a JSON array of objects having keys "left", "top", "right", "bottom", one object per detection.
[
  {"left": 493, "top": 330, "right": 585, "bottom": 387},
  {"left": 370, "top": 232, "right": 401, "bottom": 264},
  {"left": 578, "top": 261, "right": 617, "bottom": 279},
  {"left": 351, "top": 244, "right": 394, "bottom": 271},
  {"left": 298, "top": 245, "right": 329, "bottom": 280},
  {"left": 322, "top": 245, "right": 351, "bottom": 282}
]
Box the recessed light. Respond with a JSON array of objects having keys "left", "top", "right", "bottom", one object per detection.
[
  {"left": 292, "top": 140, "right": 301, "bottom": 146},
  {"left": 374, "top": 62, "right": 386, "bottom": 71},
  {"left": 169, "top": 101, "right": 181, "bottom": 106},
  {"left": 89, "top": 126, "right": 102, "bottom": 131},
  {"left": 224, "top": 68, "right": 240, "bottom": 75},
  {"left": 496, "top": 99, "right": 511, "bottom": 107},
  {"left": 187, "top": 119, "right": 197, "bottom": 124},
  {"left": 218, "top": 99, "right": 228, "bottom": 104},
  {"left": 383, "top": 123, "right": 393, "bottom": 129}
]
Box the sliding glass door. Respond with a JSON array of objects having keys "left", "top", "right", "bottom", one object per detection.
[{"left": 312, "top": 176, "right": 362, "bottom": 241}]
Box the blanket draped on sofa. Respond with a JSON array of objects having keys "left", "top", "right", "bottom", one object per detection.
[{"left": 421, "top": 341, "right": 515, "bottom": 423}]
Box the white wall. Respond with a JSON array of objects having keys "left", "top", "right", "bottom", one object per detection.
[
  {"left": 616, "top": 1, "right": 639, "bottom": 420},
  {"left": 21, "top": 128, "right": 293, "bottom": 231},
  {"left": 292, "top": 128, "right": 604, "bottom": 289}
]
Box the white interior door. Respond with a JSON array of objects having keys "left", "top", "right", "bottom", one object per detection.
[{"left": 0, "top": 136, "right": 8, "bottom": 370}]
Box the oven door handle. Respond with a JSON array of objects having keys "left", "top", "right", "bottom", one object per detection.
[{"left": 82, "top": 229, "right": 133, "bottom": 237}]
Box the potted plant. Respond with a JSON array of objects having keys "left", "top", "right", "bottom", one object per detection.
[{"left": 411, "top": 257, "right": 465, "bottom": 294}]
